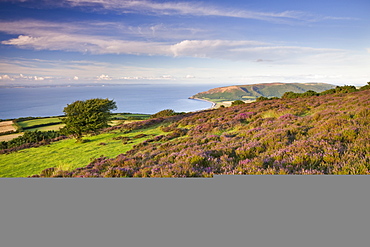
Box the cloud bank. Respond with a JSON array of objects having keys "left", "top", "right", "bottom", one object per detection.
[{"left": 0, "top": 20, "right": 349, "bottom": 63}]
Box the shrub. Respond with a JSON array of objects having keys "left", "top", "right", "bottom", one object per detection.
[
  {"left": 231, "top": 100, "right": 245, "bottom": 106},
  {"left": 359, "top": 82, "right": 370, "bottom": 91},
  {"left": 282, "top": 91, "right": 301, "bottom": 99},
  {"left": 256, "top": 96, "right": 269, "bottom": 102},
  {"left": 0, "top": 130, "right": 63, "bottom": 153},
  {"left": 150, "top": 109, "right": 175, "bottom": 118},
  {"left": 320, "top": 85, "right": 358, "bottom": 95}
]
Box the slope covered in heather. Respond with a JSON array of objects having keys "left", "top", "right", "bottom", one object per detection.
[
  {"left": 35, "top": 88, "right": 370, "bottom": 177},
  {"left": 191, "top": 82, "right": 335, "bottom": 102}
]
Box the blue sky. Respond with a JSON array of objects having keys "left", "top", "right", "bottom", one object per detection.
[{"left": 0, "top": 0, "right": 369, "bottom": 86}]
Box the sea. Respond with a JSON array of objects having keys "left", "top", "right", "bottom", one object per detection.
[{"left": 0, "top": 84, "right": 215, "bottom": 120}]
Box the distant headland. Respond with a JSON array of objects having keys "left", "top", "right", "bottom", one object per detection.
[{"left": 190, "top": 82, "right": 336, "bottom": 107}]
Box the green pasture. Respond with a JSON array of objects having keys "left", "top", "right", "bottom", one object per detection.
[
  {"left": 26, "top": 124, "right": 66, "bottom": 132},
  {"left": 0, "top": 125, "right": 164, "bottom": 178},
  {"left": 17, "top": 117, "right": 62, "bottom": 129},
  {"left": 0, "top": 113, "right": 148, "bottom": 141},
  {"left": 16, "top": 115, "right": 147, "bottom": 130}
]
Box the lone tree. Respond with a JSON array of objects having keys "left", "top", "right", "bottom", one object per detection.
[{"left": 60, "top": 98, "right": 117, "bottom": 142}]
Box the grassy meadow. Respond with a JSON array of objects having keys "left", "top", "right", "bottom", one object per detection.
[
  {"left": 0, "top": 113, "right": 153, "bottom": 177},
  {"left": 0, "top": 124, "right": 163, "bottom": 177},
  {"left": 17, "top": 117, "right": 62, "bottom": 129}
]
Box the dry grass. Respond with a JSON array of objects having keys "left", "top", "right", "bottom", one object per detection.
[
  {"left": 0, "top": 133, "right": 24, "bottom": 142},
  {"left": 0, "top": 121, "right": 17, "bottom": 133}
]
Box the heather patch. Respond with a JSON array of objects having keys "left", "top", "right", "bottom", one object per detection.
[{"left": 29, "top": 89, "right": 370, "bottom": 177}]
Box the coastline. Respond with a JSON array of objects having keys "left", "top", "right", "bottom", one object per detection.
[
  {"left": 189, "top": 96, "right": 256, "bottom": 108},
  {"left": 189, "top": 97, "right": 216, "bottom": 109}
]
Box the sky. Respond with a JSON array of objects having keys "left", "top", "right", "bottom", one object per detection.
[{"left": 0, "top": 0, "right": 369, "bottom": 86}]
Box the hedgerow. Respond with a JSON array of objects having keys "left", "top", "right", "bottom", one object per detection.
[{"left": 1, "top": 130, "right": 64, "bottom": 154}]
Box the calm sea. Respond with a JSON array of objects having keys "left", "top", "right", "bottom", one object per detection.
[{"left": 0, "top": 84, "right": 214, "bottom": 119}]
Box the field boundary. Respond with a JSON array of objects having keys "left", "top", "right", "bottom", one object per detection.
[{"left": 22, "top": 122, "right": 62, "bottom": 131}]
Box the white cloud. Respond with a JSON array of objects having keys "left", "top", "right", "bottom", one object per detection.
[
  {"left": 0, "top": 21, "right": 175, "bottom": 55},
  {"left": 1, "top": 34, "right": 170, "bottom": 55},
  {"left": 0, "top": 19, "right": 208, "bottom": 44},
  {"left": 170, "top": 40, "right": 266, "bottom": 58},
  {"left": 0, "top": 29, "right": 251, "bottom": 59},
  {"left": 97, "top": 74, "right": 112, "bottom": 80},
  {"left": 169, "top": 40, "right": 351, "bottom": 63},
  {"left": 0, "top": 20, "right": 192, "bottom": 55},
  {"left": 3, "top": 74, "right": 51, "bottom": 82},
  {"left": 0, "top": 74, "right": 14, "bottom": 80},
  {"left": 0, "top": 20, "right": 356, "bottom": 64},
  {"left": 73, "top": 76, "right": 79, "bottom": 80},
  {"left": 0, "top": 33, "right": 364, "bottom": 68},
  {"left": 34, "top": 76, "right": 45, "bottom": 80}
]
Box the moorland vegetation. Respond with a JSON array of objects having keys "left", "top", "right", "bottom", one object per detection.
[{"left": 20, "top": 83, "right": 370, "bottom": 177}]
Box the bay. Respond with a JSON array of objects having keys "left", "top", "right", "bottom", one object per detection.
[{"left": 0, "top": 84, "right": 214, "bottom": 119}]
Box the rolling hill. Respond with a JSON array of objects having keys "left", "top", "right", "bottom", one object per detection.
[
  {"left": 190, "top": 82, "right": 335, "bottom": 103},
  {"left": 31, "top": 88, "right": 370, "bottom": 177}
]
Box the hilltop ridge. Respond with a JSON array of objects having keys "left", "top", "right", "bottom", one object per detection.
[{"left": 190, "top": 82, "right": 335, "bottom": 105}]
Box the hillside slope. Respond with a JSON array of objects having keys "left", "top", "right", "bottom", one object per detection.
[
  {"left": 35, "top": 89, "right": 370, "bottom": 177},
  {"left": 191, "top": 82, "right": 335, "bottom": 102}
]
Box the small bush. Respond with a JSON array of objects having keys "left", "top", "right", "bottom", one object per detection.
[
  {"left": 359, "top": 82, "right": 370, "bottom": 91},
  {"left": 151, "top": 109, "right": 175, "bottom": 118},
  {"left": 231, "top": 100, "right": 245, "bottom": 106}
]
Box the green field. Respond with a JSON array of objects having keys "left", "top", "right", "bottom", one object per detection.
[
  {"left": 0, "top": 113, "right": 151, "bottom": 142},
  {"left": 26, "top": 124, "right": 65, "bottom": 132},
  {"left": 0, "top": 124, "right": 164, "bottom": 177},
  {"left": 0, "top": 113, "right": 157, "bottom": 177},
  {"left": 17, "top": 117, "right": 62, "bottom": 129}
]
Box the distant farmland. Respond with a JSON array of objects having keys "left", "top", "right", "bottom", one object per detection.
[
  {"left": 0, "top": 121, "right": 21, "bottom": 142},
  {"left": 0, "top": 121, "right": 17, "bottom": 133}
]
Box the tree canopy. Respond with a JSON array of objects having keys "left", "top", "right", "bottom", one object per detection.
[{"left": 60, "top": 98, "right": 117, "bottom": 141}]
